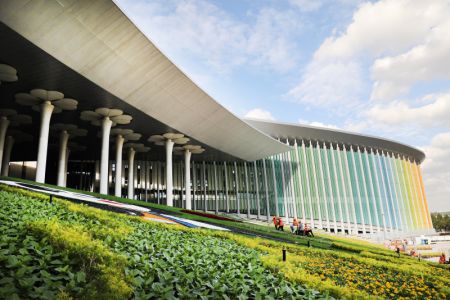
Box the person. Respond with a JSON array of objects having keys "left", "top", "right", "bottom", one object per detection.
[
  {"left": 277, "top": 217, "right": 284, "bottom": 231},
  {"left": 305, "top": 223, "right": 314, "bottom": 237},
  {"left": 298, "top": 221, "right": 304, "bottom": 236},
  {"left": 439, "top": 253, "right": 446, "bottom": 264},
  {"left": 272, "top": 216, "right": 278, "bottom": 230},
  {"left": 291, "top": 218, "right": 299, "bottom": 234},
  {"left": 396, "top": 247, "right": 400, "bottom": 258}
]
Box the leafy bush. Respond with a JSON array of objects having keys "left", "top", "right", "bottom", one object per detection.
[{"left": 0, "top": 185, "right": 325, "bottom": 299}]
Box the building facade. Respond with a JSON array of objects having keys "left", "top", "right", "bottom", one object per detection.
[{"left": 0, "top": 0, "right": 432, "bottom": 236}]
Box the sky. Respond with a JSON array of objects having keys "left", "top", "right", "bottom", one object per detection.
[{"left": 115, "top": 0, "right": 450, "bottom": 212}]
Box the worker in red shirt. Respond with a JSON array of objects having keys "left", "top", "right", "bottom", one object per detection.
[
  {"left": 272, "top": 216, "right": 278, "bottom": 230},
  {"left": 277, "top": 217, "right": 284, "bottom": 231}
]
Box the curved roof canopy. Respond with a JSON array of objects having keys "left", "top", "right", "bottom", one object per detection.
[
  {"left": 0, "top": 0, "right": 290, "bottom": 161},
  {"left": 245, "top": 119, "right": 425, "bottom": 163}
]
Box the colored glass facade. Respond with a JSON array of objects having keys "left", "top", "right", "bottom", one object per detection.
[{"left": 116, "top": 139, "right": 432, "bottom": 235}]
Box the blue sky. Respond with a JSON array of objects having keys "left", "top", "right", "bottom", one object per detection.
[{"left": 115, "top": 0, "right": 450, "bottom": 212}]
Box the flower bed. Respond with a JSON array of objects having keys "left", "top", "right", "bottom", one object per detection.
[{"left": 180, "top": 209, "right": 241, "bottom": 222}]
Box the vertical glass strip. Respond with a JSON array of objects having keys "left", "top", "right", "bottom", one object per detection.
[{"left": 323, "top": 143, "right": 338, "bottom": 232}]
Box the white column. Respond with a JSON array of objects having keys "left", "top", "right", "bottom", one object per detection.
[
  {"left": 388, "top": 153, "right": 404, "bottom": 232},
  {"left": 234, "top": 161, "right": 240, "bottom": 214},
  {"left": 127, "top": 147, "right": 136, "bottom": 199},
  {"left": 286, "top": 142, "right": 298, "bottom": 220},
  {"left": 336, "top": 145, "right": 352, "bottom": 233},
  {"left": 63, "top": 149, "right": 70, "bottom": 187},
  {"left": 414, "top": 164, "right": 432, "bottom": 229},
  {"left": 330, "top": 144, "right": 345, "bottom": 232},
  {"left": 99, "top": 117, "right": 112, "bottom": 194},
  {"left": 192, "top": 161, "right": 196, "bottom": 209},
  {"left": 165, "top": 139, "right": 174, "bottom": 206},
  {"left": 376, "top": 150, "right": 392, "bottom": 231},
  {"left": 114, "top": 135, "right": 125, "bottom": 197},
  {"left": 322, "top": 142, "right": 338, "bottom": 233},
  {"left": 214, "top": 161, "right": 219, "bottom": 214},
  {"left": 343, "top": 147, "right": 359, "bottom": 234},
  {"left": 382, "top": 151, "right": 399, "bottom": 231},
  {"left": 57, "top": 130, "right": 69, "bottom": 187},
  {"left": 350, "top": 146, "right": 366, "bottom": 235},
  {"left": 157, "top": 162, "right": 161, "bottom": 204},
  {"left": 301, "top": 140, "right": 314, "bottom": 227},
  {"left": 254, "top": 161, "right": 261, "bottom": 219},
  {"left": 309, "top": 141, "right": 323, "bottom": 229},
  {"left": 36, "top": 101, "right": 54, "bottom": 183},
  {"left": 370, "top": 149, "right": 387, "bottom": 233},
  {"left": 224, "top": 162, "right": 229, "bottom": 213},
  {"left": 244, "top": 162, "right": 251, "bottom": 218},
  {"left": 316, "top": 142, "right": 331, "bottom": 232},
  {"left": 0, "top": 116, "right": 10, "bottom": 174},
  {"left": 407, "top": 158, "right": 421, "bottom": 230},
  {"left": 1, "top": 136, "right": 14, "bottom": 176},
  {"left": 357, "top": 147, "right": 373, "bottom": 234},
  {"left": 399, "top": 157, "right": 414, "bottom": 231},
  {"left": 363, "top": 148, "right": 381, "bottom": 233},
  {"left": 203, "top": 161, "right": 207, "bottom": 212},
  {"left": 294, "top": 140, "right": 306, "bottom": 223},
  {"left": 270, "top": 158, "right": 279, "bottom": 217},
  {"left": 184, "top": 150, "right": 192, "bottom": 209},
  {"left": 279, "top": 153, "right": 289, "bottom": 223},
  {"left": 262, "top": 159, "right": 270, "bottom": 221}
]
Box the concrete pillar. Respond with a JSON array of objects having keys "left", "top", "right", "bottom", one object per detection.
[
  {"left": 127, "top": 147, "right": 136, "bottom": 199},
  {"left": 165, "top": 139, "right": 174, "bottom": 206},
  {"left": 115, "top": 135, "right": 125, "bottom": 197},
  {"left": 184, "top": 149, "right": 192, "bottom": 209},
  {"left": 1, "top": 136, "right": 14, "bottom": 176},
  {"left": 57, "top": 130, "right": 69, "bottom": 187},
  {"left": 36, "top": 101, "right": 54, "bottom": 183},
  {"left": 244, "top": 162, "right": 250, "bottom": 218},
  {"left": 0, "top": 117, "right": 10, "bottom": 174},
  {"left": 214, "top": 161, "right": 219, "bottom": 214},
  {"left": 224, "top": 161, "right": 229, "bottom": 213},
  {"left": 63, "top": 149, "right": 70, "bottom": 187},
  {"left": 262, "top": 159, "right": 270, "bottom": 221},
  {"left": 99, "top": 117, "right": 112, "bottom": 194},
  {"left": 254, "top": 161, "right": 261, "bottom": 219}
]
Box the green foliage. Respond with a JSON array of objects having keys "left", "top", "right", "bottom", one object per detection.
[
  {"left": 2, "top": 182, "right": 448, "bottom": 299},
  {"left": 431, "top": 212, "right": 450, "bottom": 232},
  {"left": 0, "top": 185, "right": 324, "bottom": 299}
]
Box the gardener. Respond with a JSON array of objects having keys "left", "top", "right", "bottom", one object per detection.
[
  {"left": 304, "top": 223, "right": 314, "bottom": 237},
  {"left": 277, "top": 217, "right": 284, "bottom": 231},
  {"left": 272, "top": 216, "right": 278, "bottom": 230},
  {"left": 439, "top": 253, "right": 446, "bottom": 264},
  {"left": 298, "top": 221, "right": 304, "bottom": 236},
  {"left": 291, "top": 218, "right": 299, "bottom": 234}
]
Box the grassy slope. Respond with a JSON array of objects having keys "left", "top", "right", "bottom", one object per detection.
[
  {"left": 0, "top": 186, "right": 324, "bottom": 299},
  {"left": 1, "top": 183, "right": 449, "bottom": 299},
  {"left": 0, "top": 176, "right": 439, "bottom": 258}
]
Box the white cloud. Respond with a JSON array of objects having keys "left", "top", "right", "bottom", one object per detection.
[
  {"left": 421, "top": 132, "right": 450, "bottom": 212},
  {"left": 371, "top": 18, "right": 450, "bottom": 100},
  {"left": 314, "top": 0, "right": 446, "bottom": 61},
  {"left": 244, "top": 108, "right": 276, "bottom": 121},
  {"left": 364, "top": 92, "right": 450, "bottom": 128},
  {"left": 288, "top": 0, "right": 323, "bottom": 12},
  {"left": 289, "top": 60, "right": 365, "bottom": 110},
  {"left": 289, "top": 0, "right": 450, "bottom": 108},
  {"left": 116, "top": 0, "right": 302, "bottom": 74},
  {"left": 299, "top": 119, "right": 339, "bottom": 130}
]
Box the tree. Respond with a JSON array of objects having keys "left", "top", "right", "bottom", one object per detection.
[{"left": 431, "top": 213, "right": 450, "bottom": 232}]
